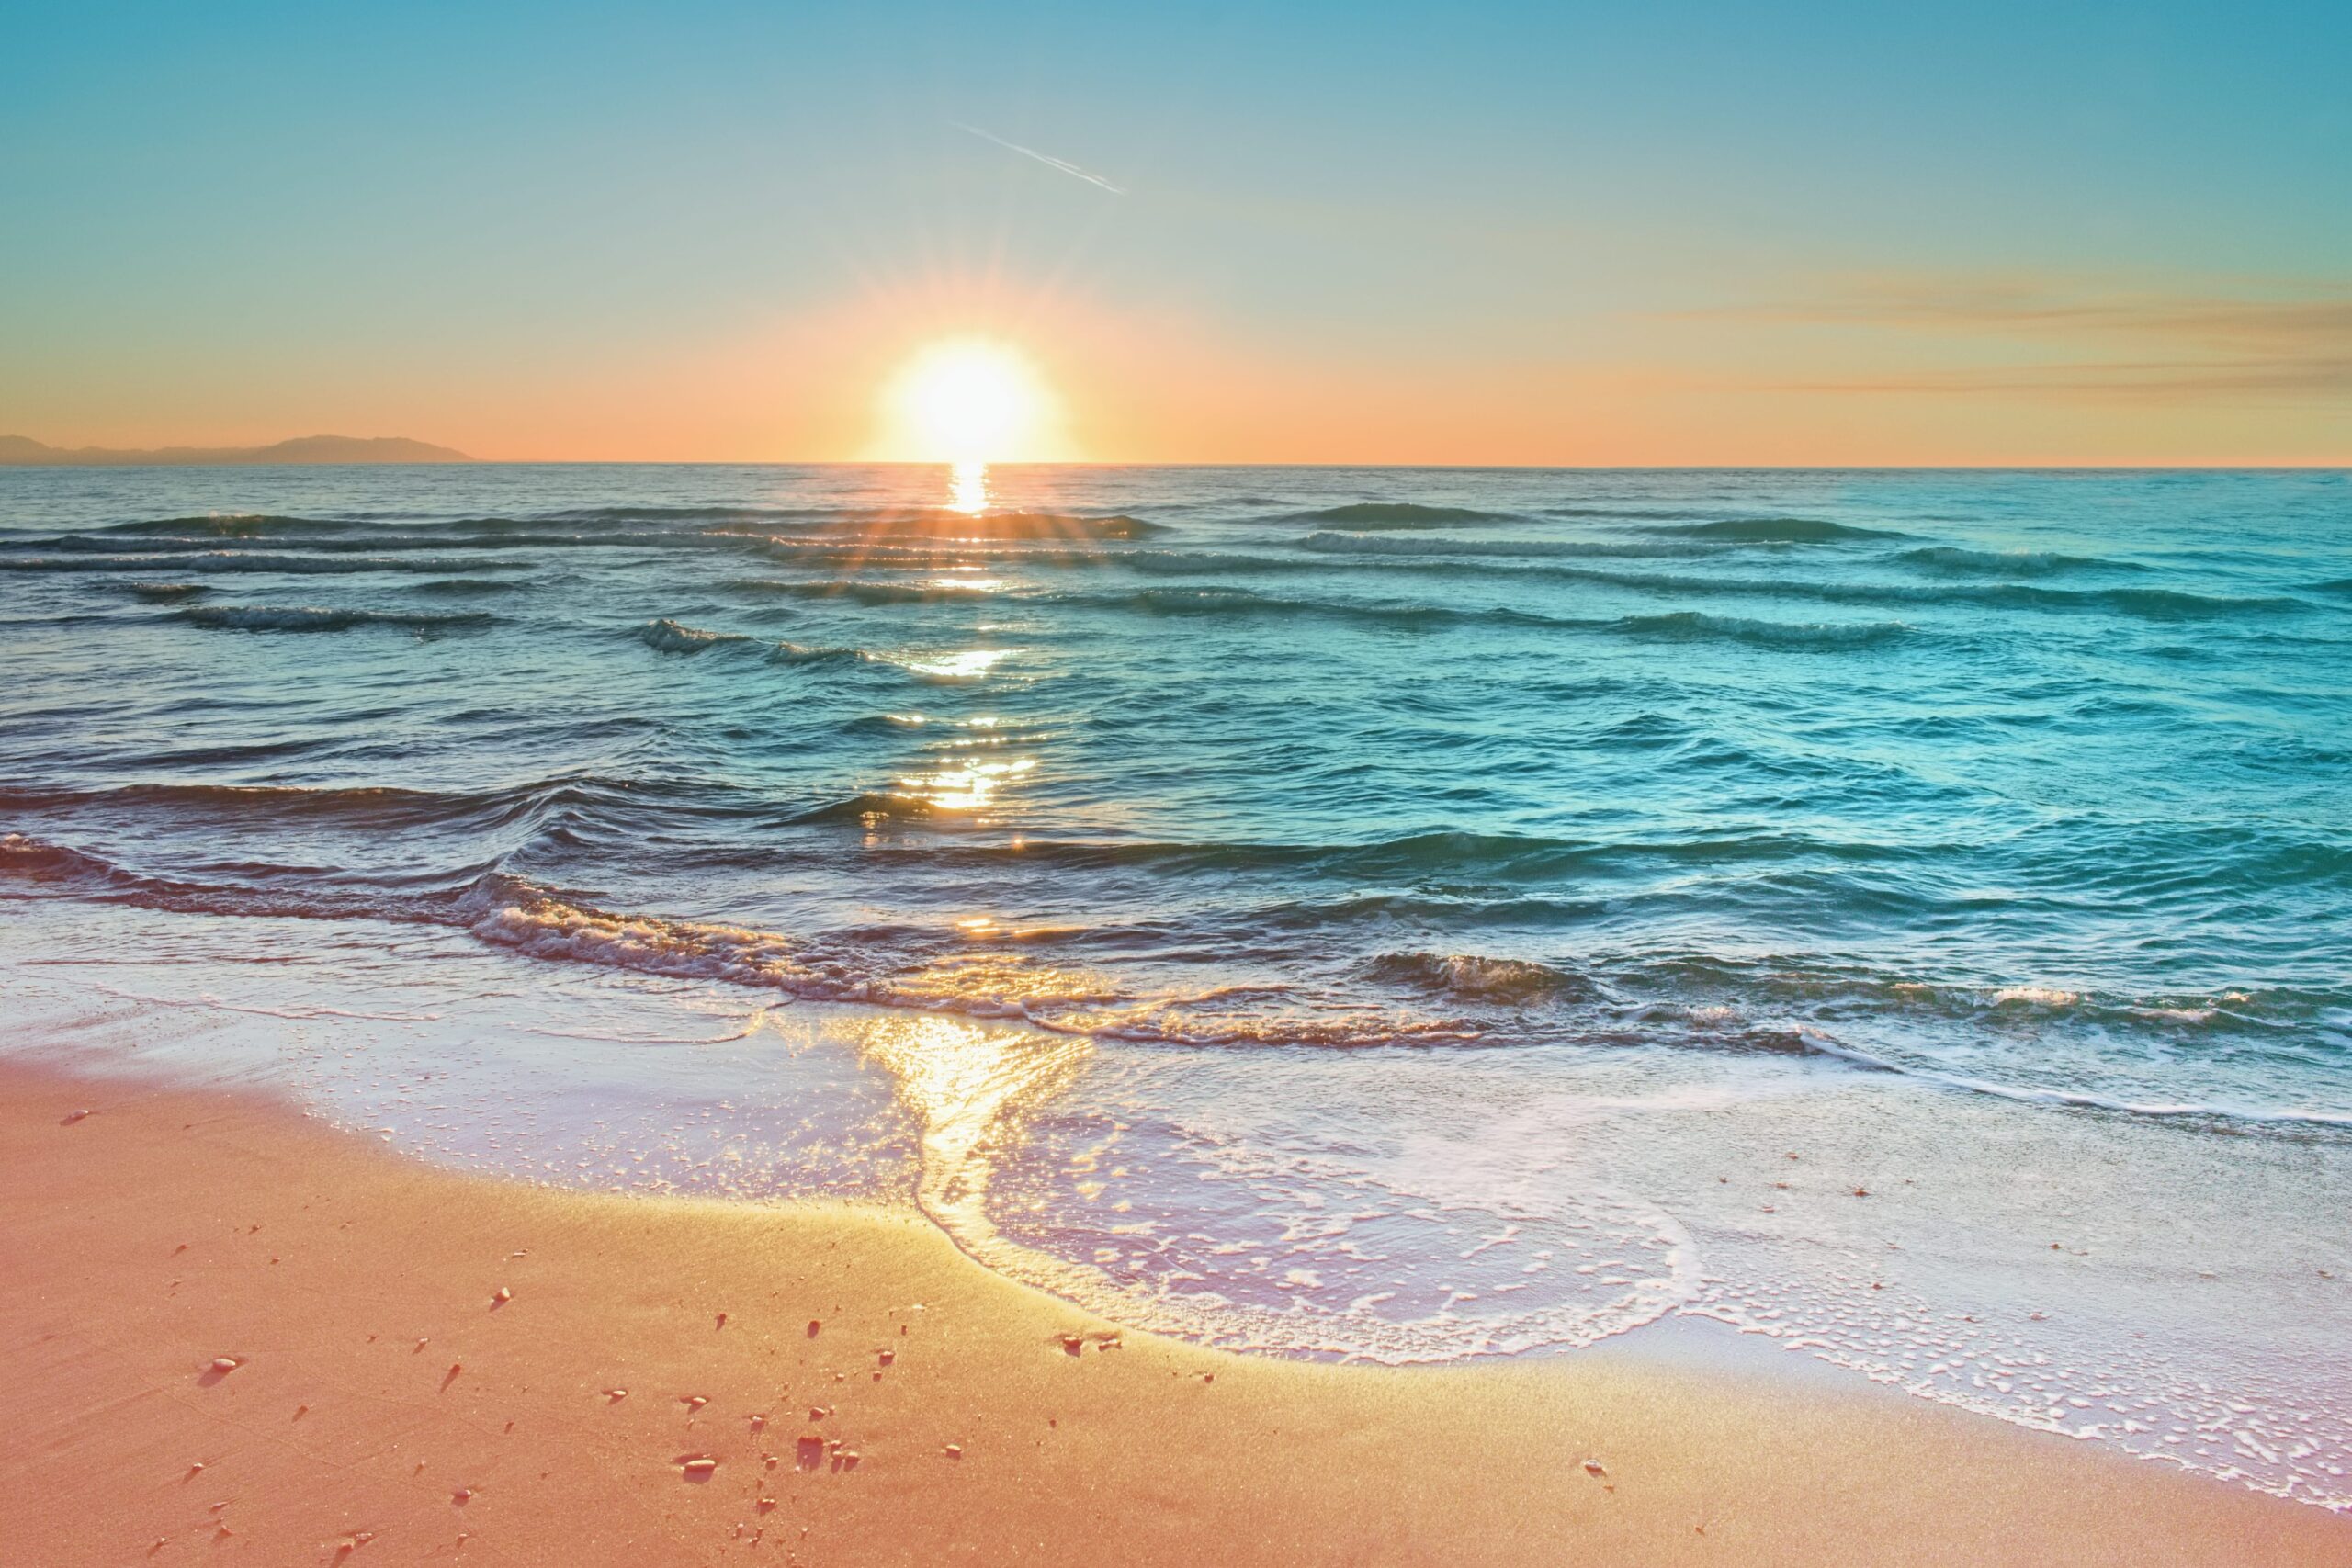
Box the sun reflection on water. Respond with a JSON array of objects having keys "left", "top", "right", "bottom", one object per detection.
[
  {"left": 948, "top": 461, "right": 989, "bottom": 514},
  {"left": 893, "top": 648, "right": 1014, "bottom": 680},
  {"left": 899, "top": 755, "right": 1036, "bottom": 811},
  {"left": 854, "top": 1014, "right": 1088, "bottom": 1244}
]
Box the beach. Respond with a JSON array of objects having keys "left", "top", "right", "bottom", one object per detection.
[{"left": 6, "top": 1054, "right": 2347, "bottom": 1567}]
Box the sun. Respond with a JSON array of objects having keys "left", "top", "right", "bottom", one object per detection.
[{"left": 882, "top": 339, "right": 1055, "bottom": 465}]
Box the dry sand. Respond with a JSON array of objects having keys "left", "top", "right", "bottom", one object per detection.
[{"left": 4, "top": 1058, "right": 2346, "bottom": 1567}]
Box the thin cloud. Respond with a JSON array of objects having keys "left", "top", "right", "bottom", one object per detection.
[
  {"left": 1700, "top": 279, "right": 2352, "bottom": 350},
  {"left": 954, "top": 122, "right": 1125, "bottom": 196},
  {"left": 1681, "top": 275, "right": 2352, "bottom": 404},
  {"left": 1767, "top": 357, "right": 2352, "bottom": 400}
]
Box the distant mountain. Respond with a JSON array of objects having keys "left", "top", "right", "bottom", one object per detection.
[{"left": 0, "top": 434, "right": 472, "bottom": 466}]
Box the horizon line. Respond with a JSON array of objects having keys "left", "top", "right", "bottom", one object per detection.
[{"left": 6, "top": 459, "right": 2344, "bottom": 472}]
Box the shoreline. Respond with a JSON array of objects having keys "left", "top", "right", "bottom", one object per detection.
[{"left": 4, "top": 1054, "right": 2346, "bottom": 1565}]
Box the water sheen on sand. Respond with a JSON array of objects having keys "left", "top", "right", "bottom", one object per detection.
[{"left": 2, "top": 464, "right": 2347, "bottom": 1506}]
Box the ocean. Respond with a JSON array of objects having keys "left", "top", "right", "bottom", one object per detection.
[{"left": 3, "top": 463, "right": 2347, "bottom": 1506}]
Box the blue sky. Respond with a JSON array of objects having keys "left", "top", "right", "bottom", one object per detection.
[{"left": 4, "top": 1, "right": 2346, "bottom": 460}]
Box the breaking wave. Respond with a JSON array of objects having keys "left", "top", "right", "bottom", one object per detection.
[{"left": 635, "top": 617, "right": 755, "bottom": 653}]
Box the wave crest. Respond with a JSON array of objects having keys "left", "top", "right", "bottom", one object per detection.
[
  {"left": 1365, "top": 951, "right": 1600, "bottom": 1005},
  {"left": 1616, "top": 610, "right": 1910, "bottom": 650},
  {"left": 1648, "top": 517, "right": 1893, "bottom": 543},
  {"left": 635, "top": 617, "right": 753, "bottom": 653}
]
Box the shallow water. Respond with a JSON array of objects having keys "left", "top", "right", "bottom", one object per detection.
[{"left": 3, "top": 464, "right": 2347, "bottom": 1505}]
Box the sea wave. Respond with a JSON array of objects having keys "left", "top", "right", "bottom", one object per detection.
[
  {"left": 96, "top": 513, "right": 354, "bottom": 537},
  {"left": 1052, "top": 585, "right": 1581, "bottom": 634},
  {"left": 730, "top": 578, "right": 993, "bottom": 604},
  {"left": 1286, "top": 502, "right": 1512, "bottom": 527},
  {"left": 1797, "top": 1032, "right": 2352, "bottom": 1129},
  {"left": 410, "top": 576, "right": 527, "bottom": 596},
  {"left": 1645, "top": 517, "right": 1897, "bottom": 543},
  {"left": 1615, "top": 610, "right": 1910, "bottom": 649},
  {"left": 1295, "top": 532, "right": 1715, "bottom": 560},
  {"left": 1369, "top": 558, "right": 2294, "bottom": 622},
  {"left": 1899, "top": 545, "right": 2131, "bottom": 576},
  {"left": 791, "top": 511, "right": 1163, "bottom": 541},
  {"left": 768, "top": 639, "right": 878, "bottom": 668},
  {"left": 6, "top": 832, "right": 2346, "bottom": 1115},
  {"left": 635, "top": 616, "right": 755, "bottom": 653},
  {"left": 3, "top": 551, "right": 528, "bottom": 575},
  {"left": 177, "top": 604, "right": 497, "bottom": 632},
  {"left": 1363, "top": 950, "right": 1601, "bottom": 1004}
]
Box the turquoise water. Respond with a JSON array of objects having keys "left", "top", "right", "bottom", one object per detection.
[{"left": 4, "top": 464, "right": 2349, "bottom": 1502}]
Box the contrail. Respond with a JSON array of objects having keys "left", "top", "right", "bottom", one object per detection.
[{"left": 953, "top": 122, "right": 1125, "bottom": 196}]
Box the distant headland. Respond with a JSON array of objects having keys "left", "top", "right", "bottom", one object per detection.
[{"left": 0, "top": 434, "right": 472, "bottom": 466}]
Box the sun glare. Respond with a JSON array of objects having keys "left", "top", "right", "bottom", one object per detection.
[{"left": 885, "top": 339, "right": 1052, "bottom": 466}]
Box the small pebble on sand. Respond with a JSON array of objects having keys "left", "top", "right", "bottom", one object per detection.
[
  {"left": 492, "top": 1285, "right": 511, "bottom": 1303},
  {"left": 62, "top": 1109, "right": 91, "bottom": 1123},
  {"left": 208, "top": 1357, "right": 241, "bottom": 1374},
  {"left": 807, "top": 1319, "right": 821, "bottom": 1337},
  {"left": 944, "top": 1444, "right": 962, "bottom": 1459},
  {"left": 683, "top": 1457, "right": 718, "bottom": 1477},
  {"left": 1582, "top": 1460, "right": 1608, "bottom": 1478}
]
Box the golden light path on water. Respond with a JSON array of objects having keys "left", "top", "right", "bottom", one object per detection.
[
  {"left": 949, "top": 459, "right": 989, "bottom": 514},
  {"left": 838, "top": 452, "right": 1658, "bottom": 1356}
]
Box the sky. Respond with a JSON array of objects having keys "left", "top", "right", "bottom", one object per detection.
[{"left": 2, "top": 0, "right": 2347, "bottom": 464}]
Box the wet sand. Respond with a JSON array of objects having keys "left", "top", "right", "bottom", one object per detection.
[{"left": 4, "top": 1057, "right": 2346, "bottom": 1567}]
